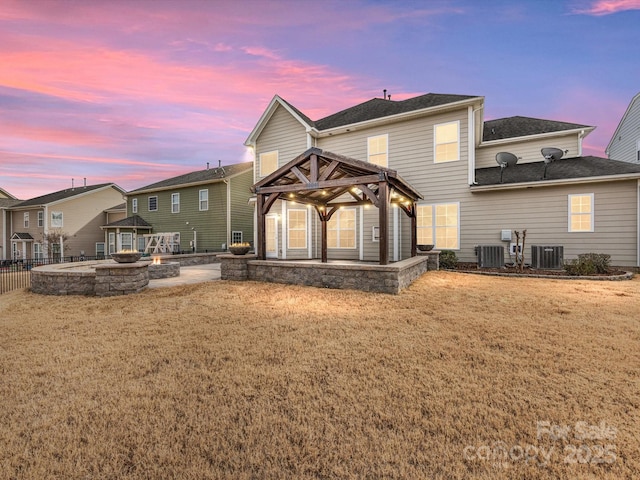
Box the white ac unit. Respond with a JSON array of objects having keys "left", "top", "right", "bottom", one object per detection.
[
  {"left": 530, "top": 245, "right": 564, "bottom": 269},
  {"left": 476, "top": 245, "right": 505, "bottom": 268}
]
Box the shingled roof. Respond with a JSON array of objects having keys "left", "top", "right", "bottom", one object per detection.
[
  {"left": 314, "top": 93, "right": 479, "bottom": 130},
  {"left": 0, "top": 198, "right": 22, "bottom": 208},
  {"left": 14, "top": 183, "right": 121, "bottom": 207},
  {"left": 483, "top": 116, "right": 590, "bottom": 142},
  {"left": 128, "top": 162, "right": 253, "bottom": 193},
  {"left": 102, "top": 215, "right": 152, "bottom": 228},
  {"left": 474, "top": 156, "right": 640, "bottom": 187}
]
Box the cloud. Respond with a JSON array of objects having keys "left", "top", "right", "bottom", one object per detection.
[{"left": 572, "top": 0, "right": 640, "bottom": 15}]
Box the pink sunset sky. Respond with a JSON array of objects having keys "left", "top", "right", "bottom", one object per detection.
[{"left": 1, "top": 0, "right": 639, "bottom": 199}]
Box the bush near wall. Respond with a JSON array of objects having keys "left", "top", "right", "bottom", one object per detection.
[{"left": 564, "top": 253, "right": 611, "bottom": 276}]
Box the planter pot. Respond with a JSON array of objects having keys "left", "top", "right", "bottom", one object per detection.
[
  {"left": 229, "top": 246, "right": 251, "bottom": 255},
  {"left": 417, "top": 244, "right": 434, "bottom": 252},
  {"left": 111, "top": 252, "right": 143, "bottom": 263}
]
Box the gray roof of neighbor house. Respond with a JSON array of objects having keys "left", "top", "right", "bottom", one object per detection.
[
  {"left": 474, "top": 156, "right": 640, "bottom": 186},
  {"left": 483, "top": 116, "right": 590, "bottom": 142},
  {"left": 14, "top": 183, "right": 122, "bottom": 207},
  {"left": 102, "top": 215, "right": 152, "bottom": 229},
  {"left": 314, "top": 93, "right": 479, "bottom": 130},
  {"left": 11, "top": 232, "right": 34, "bottom": 240},
  {"left": 0, "top": 198, "right": 22, "bottom": 208},
  {"left": 128, "top": 162, "right": 253, "bottom": 194}
]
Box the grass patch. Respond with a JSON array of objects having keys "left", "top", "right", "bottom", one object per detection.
[{"left": 1, "top": 272, "right": 639, "bottom": 478}]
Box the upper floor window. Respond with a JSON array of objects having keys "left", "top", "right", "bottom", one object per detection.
[
  {"left": 260, "top": 151, "right": 278, "bottom": 177},
  {"left": 417, "top": 203, "right": 459, "bottom": 249},
  {"left": 328, "top": 208, "right": 356, "bottom": 248},
  {"left": 434, "top": 121, "right": 459, "bottom": 163},
  {"left": 38, "top": 211, "right": 44, "bottom": 227},
  {"left": 132, "top": 198, "right": 138, "bottom": 214},
  {"left": 148, "top": 196, "right": 158, "bottom": 212},
  {"left": 171, "top": 193, "right": 180, "bottom": 214},
  {"left": 199, "top": 189, "right": 209, "bottom": 211},
  {"left": 287, "top": 209, "right": 307, "bottom": 249},
  {"left": 568, "top": 194, "right": 594, "bottom": 232},
  {"left": 368, "top": 134, "right": 388, "bottom": 167},
  {"left": 51, "top": 211, "right": 63, "bottom": 228},
  {"left": 24, "top": 212, "right": 29, "bottom": 228}
]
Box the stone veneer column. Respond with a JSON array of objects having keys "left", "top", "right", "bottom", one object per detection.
[
  {"left": 220, "top": 254, "right": 256, "bottom": 281},
  {"left": 94, "top": 262, "right": 149, "bottom": 297}
]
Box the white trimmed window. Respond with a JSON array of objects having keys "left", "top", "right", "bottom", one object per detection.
[
  {"left": 171, "top": 193, "right": 180, "bottom": 213},
  {"left": 260, "top": 151, "right": 278, "bottom": 177},
  {"left": 24, "top": 212, "right": 29, "bottom": 228},
  {"left": 232, "top": 231, "right": 243, "bottom": 244},
  {"left": 132, "top": 198, "right": 138, "bottom": 214},
  {"left": 108, "top": 233, "right": 116, "bottom": 254},
  {"left": 34, "top": 243, "right": 43, "bottom": 260},
  {"left": 148, "top": 196, "right": 158, "bottom": 211},
  {"left": 287, "top": 209, "right": 307, "bottom": 249},
  {"left": 96, "top": 242, "right": 105, "bottom": 258},
  {"left": 417, "top": 203, "right": 459, "bottom": 249},
  {"left": 199, "top": 189, "right": 209, "bottom": 211},
  {"left": 434, "top": 121, "right": 460, "bottom": 163},
  {"left": 568, "top": 194, "right": 594, "bottom": 232},
  {"left": 51, "top": 211, "right": 63, "bottom": 228},
  {"left": 368, "top": 134, "right": 388, "bottom": 167},
  {"left": 328, "top": 208, "right": 356, "bottom": 248},
  {"left": 120, "top": 233, "right": 133, "bottom": 251},
  {"left": 38, "top": 211, "right": 44, "bottom": 227}
]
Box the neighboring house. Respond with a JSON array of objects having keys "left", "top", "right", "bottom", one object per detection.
[
  {"left": 245, "top": 93, "right": 640, "bottom": 267},
  {"left": 0, "top": 188, "right": 22, "bottom": 262},
  {"left": 1, "top": 183, "right": 126, "bottom": 261},
  {"left": 606, "top": 92, "right": 640, "bottom": 164},
  {"left": 124, "top": 162, "right": 254, "bottom": 254}
]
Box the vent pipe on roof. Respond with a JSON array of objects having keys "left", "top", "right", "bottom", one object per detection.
[
  {"left": 71, "top": 178, "right": 74, "bottom": 190},
  {"left": 84, "top": 177, "right": 86, "bottom": 188},
  {"left": 218, "top": 159, "right": 221, "bottom": 168},
  {"left": 383, "top": 89, "right": 386, "bottom": 99},
  {"left": 207, "top": 162, "right": 209, "bottom": 170}
]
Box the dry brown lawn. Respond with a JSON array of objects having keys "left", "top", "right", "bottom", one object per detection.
[{"left": 1, "top": 272, "right": 639, "bottom": 479}]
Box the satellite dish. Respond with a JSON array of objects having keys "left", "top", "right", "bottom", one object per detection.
[
  {"left": 495, "top": 152, "right": 518, "bottom": 183},
  {"left": 540, "top": 147, "right": 564, "bottom": 179}
]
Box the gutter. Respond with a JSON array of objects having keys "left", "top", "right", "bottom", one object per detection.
[{"left": 478, "top": 126, "right": 596, "bottom": 148}]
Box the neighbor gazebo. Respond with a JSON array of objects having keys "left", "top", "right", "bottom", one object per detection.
[{"left": 251, "top": 147, "right": 423, "bottom": 265}]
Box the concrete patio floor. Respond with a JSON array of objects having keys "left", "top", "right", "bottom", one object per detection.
[{"left": 147, "top": 263, "right": 221, "bottom": 288}]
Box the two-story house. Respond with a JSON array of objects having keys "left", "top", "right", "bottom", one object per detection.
[
  {"left": 2, "top": 183, "right": 126, "bottom": 261},
  {"left": 606, "top": 92, "right": 640, "bottom": 164},
  {"left": 0, "top": 188, "right": 21, "bottom": 261},
  {"left": 245, "top": 93, "right": 640, "bottom": 268},
  {"left": 121, "top": 162, "right": 254, "bottom": 254}
]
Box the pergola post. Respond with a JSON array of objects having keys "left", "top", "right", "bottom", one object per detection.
[
  {"left": 410, "top": 202, "right": 417, "bottom": 257},
  {"left": 256, "top": 193, "right": 265, "bottom": 260},
  {"left": 321, "top": 216, "right": 328, "bottom": 263},
  {"left": 378, "top": 181, "right": 389, "bottom": 265}
]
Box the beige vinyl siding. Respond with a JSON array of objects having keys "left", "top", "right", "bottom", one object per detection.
[
  {"left": 255, "top": 105, "right": 308, "bottom": 181},
  {"left": 465, "top": 181, "right": 638, "bottom": 266},
  {"left": 607, "top": 97, "right": 640, "bottom": 164},
  {"left": 10, "top": 208, "right": 42, "bottom": 259},
  {"left": 476, "top": 133, "right": 580, "bottom": 169}
]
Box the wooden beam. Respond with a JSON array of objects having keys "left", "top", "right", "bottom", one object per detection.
[
  {"left": 318, "top": 160, "right": 340, "bottom": 181},
  {"left": 290, "top": 166, "right": 310, "bottom": 184},
  {"left": 410, "top": 202, "right": 417, "bottom": 257},
  {"left": 263, "top": 192, "right": 280, "bottom": 215},
  {"left": 321, "top": 214, "right": 328, "bottom": 263},
  {"left": 378, "top": 181, "right": 389, "bottom": 265},
  {"left": 310, "top": 154, "right": 319, "bottom": 182},
  {"left": 256, "top": 194, "right": 266, "bottom": 260},
  {"left": 256, "top": 174, "right": 382, "bottom": 194},
  {"left": 358, "top": 184, "right": 379, "bottom": 208}
]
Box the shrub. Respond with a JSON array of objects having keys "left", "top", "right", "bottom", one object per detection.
[
  {"left": 564, "top": 253, "right": 611, "bottom": 276},
  {"left": 439, "top": 250, "right": 458, "bottom": 269}
]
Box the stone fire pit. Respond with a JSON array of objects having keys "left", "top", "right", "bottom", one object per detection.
[{"left": 111, "top": 251, "right": 143, "bottom": 263}]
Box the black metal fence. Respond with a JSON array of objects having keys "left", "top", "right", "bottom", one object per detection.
[{"left": 0, "top": 256, "right": 105, "bottom": 295}]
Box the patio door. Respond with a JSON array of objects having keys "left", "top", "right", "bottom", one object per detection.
[{"left": 265, "top": 214, "right": 278, "bottom": 258}]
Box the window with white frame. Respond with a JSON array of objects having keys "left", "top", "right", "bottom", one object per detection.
[
  {"left": 417, "top": 203, "right": 459, "bottom": 249},
  {"left": 132, "top": 198, "right": 138, "bottom": 214},
  {"left": 260, "top": 151, "right": 278, "bottom": 177},
  {"left": 232, "top": 231, "right": 243, "bottom": 244},
  {"left": 34, "top": 243, "right": 43, "bottom": 260},
  {"left": 24, "top": 212, "right": 29, "bottom": 228},
  {"left": 636, "top": 139, "right": 640, "bottom": 162},
  {"left": 108, "top": 232, "right": 116, "bottom": 254},
  {"left": 199, "top": 189, "right": 209, "bottom": 211},
  {"left": 51, "top": 211, "right": 63, "bottom": 228},
  {"left": 171, "top": 193, "right": 180, "bottom": 213},
  {"left": 120, "top": 233, "right": 133, "bottom": 251},
  {"left": 148, "top": 196, "right": 158, "bottom": 211},
  {"left": 434, "top": 121, "right": 459, "bottom": 163},
  {"left": 96, "top": 242, "right": 105, "bottom": 258},
  {"left": 38, "top": 211, "right": 44, "bottom": 227},
  {"left": 328, "top": 208, "right": 356, "bottom": 248},
  {"left": 368, "top": 134, "right": 388, "bottom": 167},
  {"left": 137, "top": 236, "right": 146, "bottom": 252},
  {"left": 287, "top": 209, "right": 307, "bottom": 249},
  {"left": 568, "top": 194, "right": 594, "bottom": 232}
]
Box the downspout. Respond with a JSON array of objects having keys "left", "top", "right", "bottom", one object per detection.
[
  {"left": 468, "top": 105, "right": 483, "bottom": 185},
  {"left": 578, "top": 129, "right": 585, "bottom": 156}
]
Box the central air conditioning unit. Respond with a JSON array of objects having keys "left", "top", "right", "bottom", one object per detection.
[
  {"left": 531, "top": 245, "right": 564, "bottom": 269},
  {"left": 476, "top": 245, "right": 505, "bottom": 268}
]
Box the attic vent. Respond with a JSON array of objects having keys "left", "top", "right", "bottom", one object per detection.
[{"left": 476, "top": 245, "right": 504, "bottom": 268}]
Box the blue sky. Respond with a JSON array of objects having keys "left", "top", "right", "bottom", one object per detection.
[{"left": 1, "top": 0, "right": 639, "bottom": 199}]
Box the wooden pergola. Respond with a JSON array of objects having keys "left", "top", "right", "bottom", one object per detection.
[{"left": 251, "top": 147, "right": 423, "bottom": 265}]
